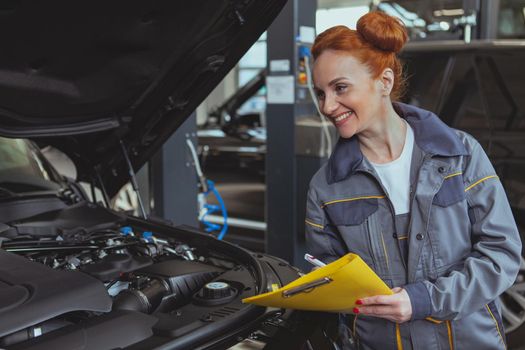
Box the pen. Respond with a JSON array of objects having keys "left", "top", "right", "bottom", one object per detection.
[{"left": 304, "top": 253, "right": 326, "bottom": 267}]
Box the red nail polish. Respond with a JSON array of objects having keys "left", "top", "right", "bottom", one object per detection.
[
  {"left": 356, "top": 299, "right": 363, "bottom": 305},
  {"left": 353, "top": 307, "right": 360, "bottom": 314}
]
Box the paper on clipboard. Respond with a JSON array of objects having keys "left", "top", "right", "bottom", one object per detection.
[{"left": 242, "top": 253, "right": 392, "bottom": 313}]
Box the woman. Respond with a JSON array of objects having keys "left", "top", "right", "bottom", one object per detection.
[{"left": 305, "top": 11, "right": 522, "bottom": 350}]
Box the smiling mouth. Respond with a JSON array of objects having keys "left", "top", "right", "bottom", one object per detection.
[{"left": 332, "top": 111, "right": 354, "bottom": 125}]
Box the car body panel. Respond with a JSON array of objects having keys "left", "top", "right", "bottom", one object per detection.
[{"left": 0, "top": 0, "right": 286, "bottom": 196}]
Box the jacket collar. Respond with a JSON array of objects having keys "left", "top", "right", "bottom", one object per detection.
[{"left": 326, "top": 102, "right": 468, "bottom": 184}]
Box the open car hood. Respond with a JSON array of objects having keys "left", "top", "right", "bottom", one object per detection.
[{"left": 0, "top": 0, "right": 286, "bottom": 196}]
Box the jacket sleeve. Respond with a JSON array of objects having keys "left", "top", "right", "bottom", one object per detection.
[
  {"left": 406, "top": 140, "right": 522, "bottom": 320},
  {"left": 304, "top": 185, "right": 345, "bottom": 265}
]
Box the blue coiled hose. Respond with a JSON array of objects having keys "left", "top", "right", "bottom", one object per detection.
[{"left": 201, "top": 179, "right": 228, "bottom": 240}]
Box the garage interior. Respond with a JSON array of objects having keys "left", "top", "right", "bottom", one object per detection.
[{"left": 1, "top": 0, "right": 524, "bottom": 349}]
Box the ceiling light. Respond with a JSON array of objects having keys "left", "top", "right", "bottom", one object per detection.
[{"left": 433, "top": 8, "right": 465, "bottom": 17}]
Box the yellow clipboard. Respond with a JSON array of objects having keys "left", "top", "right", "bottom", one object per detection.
[{"left": 242, "top": 253, "right": 392, "bottom": 313}]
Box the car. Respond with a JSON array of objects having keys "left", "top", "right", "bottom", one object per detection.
[
  {"left": 198, "top": 69, "right": 267, "bottom": 179},
  {"left": 0, "top": 1, "right": 336, "bottom": 349}
]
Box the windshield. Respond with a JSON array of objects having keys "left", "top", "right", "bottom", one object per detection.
[{"left": 0, "top": 137, "right": 63, "bottom": 194}]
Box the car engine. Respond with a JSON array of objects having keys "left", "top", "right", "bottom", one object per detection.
[{"left": 0, "top": 202, "right": 296, "bottom": 349}]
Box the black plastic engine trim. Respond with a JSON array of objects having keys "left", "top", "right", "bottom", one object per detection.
[{"left": 0, "top": 250, "right": 112, "bottom": 337}]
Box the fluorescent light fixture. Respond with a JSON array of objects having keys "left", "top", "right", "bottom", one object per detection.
[
  {"left": 392, "top": 3, "right": 420, "bottom": 21},
  {"left": 440, "top": 21, "right": 451, "bottom": 30},
  {"left": 427, "top": 21, "right": 451, "bottom": 32},
  {"left": 434, "top": 8, "right": 465, "bottom": 17}
]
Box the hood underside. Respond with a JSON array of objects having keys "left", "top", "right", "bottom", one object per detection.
[{"left": 0, "top": 0, "right": 286, "bottom": 195}]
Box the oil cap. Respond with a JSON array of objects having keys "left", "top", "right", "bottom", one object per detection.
[
  {"left": 203, "top": 282, "right": 232, "bottom": 299},
  {"left": 193, "top": 281, "right": 238, "bottom": 306}
]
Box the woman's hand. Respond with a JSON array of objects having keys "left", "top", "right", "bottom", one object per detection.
[{"left": 354, "top": 287, "right": 412, "bottom": 323}]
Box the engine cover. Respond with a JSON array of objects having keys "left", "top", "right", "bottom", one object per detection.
[{"left": 0, "top": 250, "right": 112, "bottom": 337}]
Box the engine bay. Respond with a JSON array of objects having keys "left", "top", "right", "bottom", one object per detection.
[{"left": 0, "top": 202, "right": 299, "bottom": 349}]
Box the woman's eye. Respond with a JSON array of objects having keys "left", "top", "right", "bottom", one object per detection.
[
  {"left": 335, "top": 84, "right": 347, "bottom": 93},
  {"left": 316, "top": 91, "right": 325, "bottom": 100}
]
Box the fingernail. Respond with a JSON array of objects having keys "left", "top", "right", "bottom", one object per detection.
[
  {"left": 353, "top": 307, "right": 360, "bottom": 314},
  {"left": 356, "top": 299, "right": 363, "bottom": 305}
]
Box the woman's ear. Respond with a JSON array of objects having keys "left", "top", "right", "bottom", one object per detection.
[{"left": 379, "top": 68, "right": 394, "bottom": 96}]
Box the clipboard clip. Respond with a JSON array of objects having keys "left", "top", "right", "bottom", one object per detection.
[{"left": 282, "top": 277, "right": 333, "bottom": 298}]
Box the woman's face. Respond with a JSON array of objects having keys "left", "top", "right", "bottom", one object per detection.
[{"left": 313, "top": 50, "right": 385, "bottom": 139}]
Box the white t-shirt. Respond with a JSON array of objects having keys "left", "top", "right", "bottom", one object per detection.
[{"left": 370, "top": 121, "right": 414, "bottom": 215}]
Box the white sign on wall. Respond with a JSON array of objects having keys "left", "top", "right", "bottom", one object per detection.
[{"left": 267, "top": 75, "right": 294, "bottom": 104}]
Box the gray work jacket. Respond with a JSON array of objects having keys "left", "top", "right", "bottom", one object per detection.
[{"left": 305, "top": 102, "right": 522, "bottom": 350}]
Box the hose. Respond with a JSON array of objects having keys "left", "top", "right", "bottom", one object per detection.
[
  {"left": 201, "top": 180, "right": 228, "bottom": 240},
  {"left": 185, "top": 139, "right": 228, "bottom": 239}
]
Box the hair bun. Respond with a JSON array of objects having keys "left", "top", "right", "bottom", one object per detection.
[{"left": 356, "top": 12, "right": 408, "bottom": 53}]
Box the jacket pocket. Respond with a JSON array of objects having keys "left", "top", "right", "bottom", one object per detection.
[
  {"left": 451, "top": 305, "right": 506, "bottom": 349},
  {"left": 433, "top": 174, "right": 465, "bottom": 207},
  {"left": 323, "top": 197, "right": 379, "bottom": 225},
  {"left": 322, "top": 197, "right": 380, "bottom": 269},
  {"left": 353, "top": 315, "right": 396, "bottom": 349}
]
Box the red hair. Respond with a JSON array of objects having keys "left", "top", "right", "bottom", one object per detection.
[{"left": 312, "top": 12, "right": 409, "bottom": 101}]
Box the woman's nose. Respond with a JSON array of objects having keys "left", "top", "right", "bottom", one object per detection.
[{"left": 321, "top": 94, "right": 338, "bottom": 116}]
